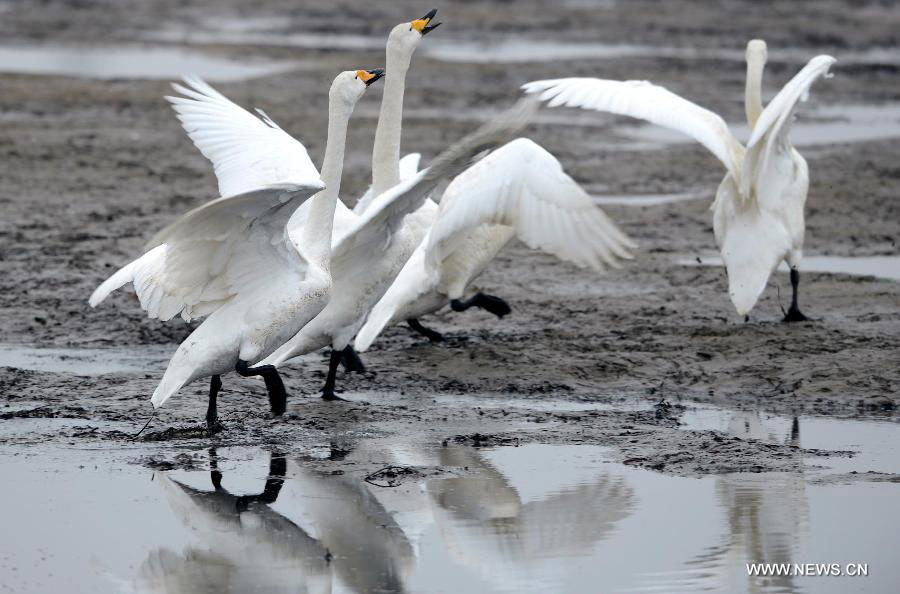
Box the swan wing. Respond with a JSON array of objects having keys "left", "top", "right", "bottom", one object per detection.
[
  {"left": 523, "top": 77, "right": 744, "bottom": 183},
  {"left": 354, "top": 239, "right": 435, "bottom": 351},
  {"left": 741, "top": 55, "right": 836, "bottom": 199},
  {"left": 90, "top": 181, "right": 323, "bottom": 321},
  {"left": 425, "top": 138, "right": 637, "bottom": 274},
  {"left": 167, "top": 76, "right": 321, "bottom": 199},
  {"left": 353, "top": 153, "right": 422, "bottom": 215}
]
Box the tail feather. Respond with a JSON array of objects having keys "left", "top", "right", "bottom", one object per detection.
[{"left": 150, "top": 348, "right": 196, "bottom": 408}]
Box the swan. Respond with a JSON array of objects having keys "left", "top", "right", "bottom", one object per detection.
[
  {"left": 277, "top": 10, "right": 440, "bottom": 376},
  {"left": 354, "top": 137, "right": 637, "bottom": 351},
  {"left": 89, "top": 68, "right": 383, "bottom": 428},
  {"left": 524, "top": 41, "right": 836, "bottom": 321},
  {"left": 132, "top": 451, "right": 331, "bottom": 594}
]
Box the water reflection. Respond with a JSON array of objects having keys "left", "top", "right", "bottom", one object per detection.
[
  {"left": 134, "top": 450, "right": 331, "bottom": 594},
  {"left": 286, "top": 463, "right": 416, "bottom": 593},
  {"left": 427, "top": 446, "right": 636, "bottom": 592},
  {"left": 672, "top": 414, "right": 809, "bottom": 594},
  {"left": 117, "top": 432, "right": 900, "bottom": 594}
]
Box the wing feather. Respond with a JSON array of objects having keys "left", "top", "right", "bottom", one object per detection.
[
  {"left": 167, "top": 76, "right": 320, "bottom": 198},
  {"left": 741, "top": 55, "right": 836, "bottom": 199},
  {"left": 523, "top": 77, "right": 745, "bottom": 183},
  {"left": 426, "top": 138, "right": 636, "bottom": 274},
  {"left": 91, "top": 183, "right": 322, "bottom": 321}
]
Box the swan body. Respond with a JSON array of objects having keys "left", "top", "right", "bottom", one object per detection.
[
  {"left": 355, "top": 137, "right": 636, "bottom": 351},
  {"left": 524, "top": 42, "right": 836, "bottom": 318},
  {"left": 90, "top": 69, "right": 378, "bottom": 412}
]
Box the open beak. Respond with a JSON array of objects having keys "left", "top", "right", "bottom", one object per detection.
[
  {"left": 357, "top": 68, "right": 385, "bottom": 86},
  {"left": 411, "top": 8, "right": 441, "bottom": 35}
]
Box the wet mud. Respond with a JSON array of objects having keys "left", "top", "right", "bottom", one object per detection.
[{"left": 1, "top": 0, "right": 899, "bottom": 483}]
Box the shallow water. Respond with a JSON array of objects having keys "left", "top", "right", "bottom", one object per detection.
[
  {"left": 0, "top": 344, "right": 170, "bottom": 375},
  {"left": 0, "top": 45, "right": 296, "bottom": 81},
  {"left": 144, "top": 24, "right": 900, "bottom": 67},
  {"left": 620, "top": 104, "right": 900, "bottom": 149},
  {"left": 1, "top": 424, "right": 897, "bottom": 594},
  {"left": 680, "top": 255, "right": 900, "bottom": 282}
]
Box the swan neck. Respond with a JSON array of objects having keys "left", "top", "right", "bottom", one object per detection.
[
  {"left": 298, "top": 96, "right": 353, "bottom": 267},
  {"left": 371, "top": 43, "right": 412, "bottom": 197},
  {"left": 745, "top": 53, "right": 765, "bottom": 130}
]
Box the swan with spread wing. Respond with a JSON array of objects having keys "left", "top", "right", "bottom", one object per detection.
[
  {"left": 524, "top": 40, "right": 836, "bottom": 320},
  {"left": 89, "top": 68, "right": 383, "bottom": 427}
]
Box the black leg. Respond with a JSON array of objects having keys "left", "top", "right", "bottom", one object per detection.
[
  {"left": 235, "top": 360, "right": 288, "bottom": 416},
  {"left": 321, "top": 349, "right": 345, "bottom": 401},
  {"left": 237, "top": 452, "right": 287, "bottom": 512},
  {"left": 783, "top": 268, "right": 809, "bottom": 322},
  {"left": 407, "top": 318, "right": 444, "bottom": 342},
  {"left": 206, "top": 375, "right": 222, "bottom": 434},
  {"left": 450, "top": 292, "right": 511, "bottom": 318},
  {"left": 209, "top": 447, "right": 224, "bottom": 491},
  {"left": 340, "top": 345, "right": 366, "bottom": 372}
]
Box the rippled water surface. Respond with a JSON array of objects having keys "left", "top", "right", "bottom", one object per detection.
[{"left": 2, "top": 422, "right": 898, "bottom": 593}]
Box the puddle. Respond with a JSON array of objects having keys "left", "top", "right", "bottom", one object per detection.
[
  {"left": 0, "top": 45, "right": 297, "bottom": 81},
  {"left": 677, "top": 403, "right": 900, "bottom": 475},
  {"left": 1, "top": 436, "right": 898, "bottom": 594},
  {"left": 620, "top": 104, "right": 900, "bottom": 149},
  {"left": 680, "top": 255, "right": 900, "bottom": 283},
  {"left": 0, "top": 344, "right": 171, "bottom": 374},
  {"left": 143, "top": 24, "right": 900, "bottom": 67}
]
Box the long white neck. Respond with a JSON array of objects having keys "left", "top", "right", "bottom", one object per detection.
[
  {"left": 745, "top": 49, "right": 766, "bottom": 130},
  {"left": 371, "top": 41, "right": 413, "bottom": 197},
  {"left": 297, "top": 95, "right": 353, "bottom": 268}
]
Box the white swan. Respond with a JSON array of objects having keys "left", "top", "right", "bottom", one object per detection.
[
  {"left": 256, "top": 10, "right": 457, "bottom": 396},
  {"left": 524, "top": 40, "right": 836, "bottom": 320},
  {"left": 89, "top": 68, "right": 382, "bottom": 426},
  {"left": 354, "top": 137, "right": 637, "bottom": 351}
]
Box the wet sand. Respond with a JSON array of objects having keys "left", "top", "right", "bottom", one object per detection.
[{"left": 1, "top": 1, "right": 899, "bottom": 481}]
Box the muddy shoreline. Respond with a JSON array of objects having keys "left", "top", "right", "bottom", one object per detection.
[{"left": 1, "top": 0, "right": 899, "bottom": 483}]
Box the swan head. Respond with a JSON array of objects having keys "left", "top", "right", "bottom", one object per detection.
[
  {"left": 746, "top": 39, "right": 768, "bottom": 65},
  {"left": 330, "top": 68, "right": 385, "bottom": 106},
  {"left": 388, "top": 8, "right": 441, "bottom": 54}
]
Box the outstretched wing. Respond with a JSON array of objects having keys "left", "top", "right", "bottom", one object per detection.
[
  {"left": 427, "top": 138, "right": 636, "bottom": 272},
  {"left": 741, "top": 55, "right": 836, "bottom": 199},
  {"left": 355, "top": 138, "right": 636, "bottom": 352},
  {"left": 352, "top": 153, "right": 422, "bottom": 215},
  {"left": 523, "top": 77, "right": 745, "bottom": 184},
  {"left": 167, "top": 76, "right": 320, "bottom": 198},
  {"left": 90, "top": 181, "right": 323, "bottom": 321}
]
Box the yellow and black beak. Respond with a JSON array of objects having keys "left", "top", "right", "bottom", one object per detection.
[
  {"left": 357, "top": 68, "right": 385, "bottom": 86},
  {"left": 410, "top": 8, "right": 441, "bottom": 35}
]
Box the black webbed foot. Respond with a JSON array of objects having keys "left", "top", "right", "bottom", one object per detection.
[{"left": 407, "top": 318, "right": 444, "bottom": 342}]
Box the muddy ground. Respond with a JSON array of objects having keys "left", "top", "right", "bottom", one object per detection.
[{"left": 1, "top": 0, "right": 899, "bottom": 478}]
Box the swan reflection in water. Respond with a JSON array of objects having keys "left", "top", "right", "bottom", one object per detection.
[
  {"left": 425, "top": 445, "right": 637, "bottom": 591},
  {"left": 136, "top": 444, "right": 637, "bottom": 593},
  {"left": 640, "top": 413, "right": 808, "bottom": 594},
  {"left": 133, "top": 450, "right": 331, "bottom": 594}
]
